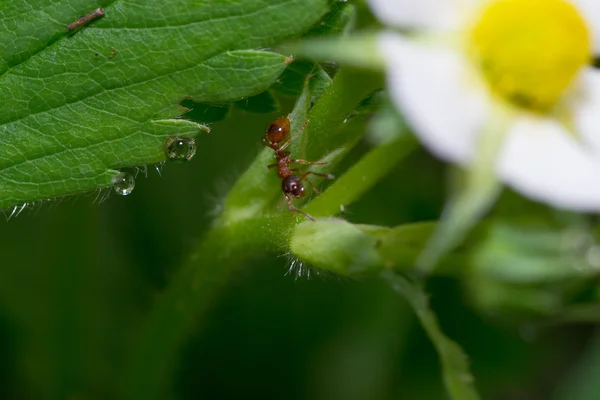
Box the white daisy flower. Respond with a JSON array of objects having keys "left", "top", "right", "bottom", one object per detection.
[{"left": 369, "top": 0, "right": 600, "bottom": 211}]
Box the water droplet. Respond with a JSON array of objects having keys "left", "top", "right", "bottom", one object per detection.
[
  {"left": 112, "top": 172, "right": 135, "bottom": 195},
  {"left": 165, "top": 136, "right": 196, "bottom": 162}
]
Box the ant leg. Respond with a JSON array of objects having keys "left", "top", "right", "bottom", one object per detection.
[
  {"left": 302, "top": 170, "right": 335, "bottom": 180},
  {"left": 268, "top": 163, "right": 277, "bottom": 169},
  {"left": 291, "top": 159, "right": 327, "bottom": 166},
  {"left": 283, "top": 193, "right": 315, "bottom": 221},
  {"left": 279, "top": 120, "right": 310, "bottom": 151},
  {"left": 296, "top": 171, "right": 334, "bottom": 195},
  {"left": 301, "top": 176, "right": 321, "bottom": 195}
]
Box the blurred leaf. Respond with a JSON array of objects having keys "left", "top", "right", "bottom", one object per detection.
[
  {"left": 382, "top": 270, "right": 481, "bottom": 400},
  {"left": 472, "top": 223, "right": 600, "bottom": 284},
  {"left": 464, "top": 220, "right": 600, "bottom": 320},
  {"left": 361, "top": 223, "right": 450, "bottom": 271},
  {"left": 467, "top": 277, "right": 564, "bottom": 318},
  {"left": 0, "top": 0, "right": 329, "bottom": 210},
  {"left": 235, "top": 90, "right": 280, "bottom": 114}
]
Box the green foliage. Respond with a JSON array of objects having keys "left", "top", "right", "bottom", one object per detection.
[
  {"left": 127, "top": 66, "right": 387, "bottom": 399},
  {"left": 2, "top": 2, "right": 600, "bottom": 400},
  {"left": 0, "top": 0, "right": 329, "bottom": 210}
]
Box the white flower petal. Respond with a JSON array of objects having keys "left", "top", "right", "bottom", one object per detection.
[
  {"left": 569, "top": 0, "right": 600, "bottom": 53},
  {"left": 573, "top": 68, "right": 600, "bottom": 155},
  {"left": 379, "top": 32, "right": 490, "bottom": 163},
  {"left": 367, "top": 0, "right": 470, "bottom": 31},
  {"left": 497, "top": 115, "right": 600, "bottom": 211}
]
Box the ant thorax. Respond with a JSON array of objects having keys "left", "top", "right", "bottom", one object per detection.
[{"left": 275, "top": 151, "right": 292, "bottom": 179}]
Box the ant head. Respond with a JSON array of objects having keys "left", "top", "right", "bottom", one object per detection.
[
  {"left": 266, "top": 117, "right": 290, "bottom": 144},
  {"left": 282, "top": 175, "right": 305, "bottom": 198}
]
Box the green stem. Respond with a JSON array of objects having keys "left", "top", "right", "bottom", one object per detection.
[
  {"left": 303, "top": 68, "right": 382, "bottom": 160},
  {"left": 381, "top": 270, "right": 481, "bottom": 400},
  {"left": 224, "top": 68, "right": 382, "bottom": 221},
  {"left": 125, "top": 69, "right": 382, "bottom": 400},
  {"left": 305, "top": 134, "right": 417, "bottom": 217}
]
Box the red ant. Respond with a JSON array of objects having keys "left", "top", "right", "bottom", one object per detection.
[{"left": 263, "top": 116, "right": 334, "bottom": 221}]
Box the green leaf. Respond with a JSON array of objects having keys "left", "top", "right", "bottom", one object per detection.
[
  {"left": 467, "top": 276, "right": 564, "bottom": 317},
  {"left": 355, "top": 222, "right": 479, "bottom": 276},
  {"left": 472, "top": 222, "right": 599, "bottom": 284},
  {"left": 0, "top": 0, "right": 331, "bottom": 210},
  {"left": 271, "top": 60, "right": 333, "bottom": 100},
  {"left": 304, "top": 0, "right": 356, "bottom": 38},
  {"left": 272, "top": 2, "right": 354, "bottom": 99},
  {"left": 382, "top": 270, "right": 481, "bottom": 400}
]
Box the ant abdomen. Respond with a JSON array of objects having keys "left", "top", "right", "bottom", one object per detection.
[
  {"left": 266, "top": 117, "right": 290, "bottom": 144},
  {"left": 282, "top": 175, "right": 306, "bottom": 198}
]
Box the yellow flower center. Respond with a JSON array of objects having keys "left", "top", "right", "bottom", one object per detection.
[{"left": 470, "top": 0, "right": 592, "bottom": 111}]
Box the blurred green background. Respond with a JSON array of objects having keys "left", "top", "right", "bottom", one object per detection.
[
  {"left": 2, "top": 1, "right": 600, "bottom": 398},
  {"left": 0, "top": 103, "right": 597, "bottom": 399}
]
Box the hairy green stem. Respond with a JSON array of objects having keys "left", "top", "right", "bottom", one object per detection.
[
  {"left": 303, "top": 68, "right": 383, "bottom": 160},
  {"left": 125, "top": 68, "right": 383, "bottom": 399},
  {"left": 223, "top": 68, "right": 381, "bottom": 221}
]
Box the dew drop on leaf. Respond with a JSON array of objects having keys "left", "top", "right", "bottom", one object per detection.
[
  {"left": 164, "top": 136, "right": 196, "bottom": 162},
  {"left": 112, "top": 172, "right": 135, "bottom": 196}
]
